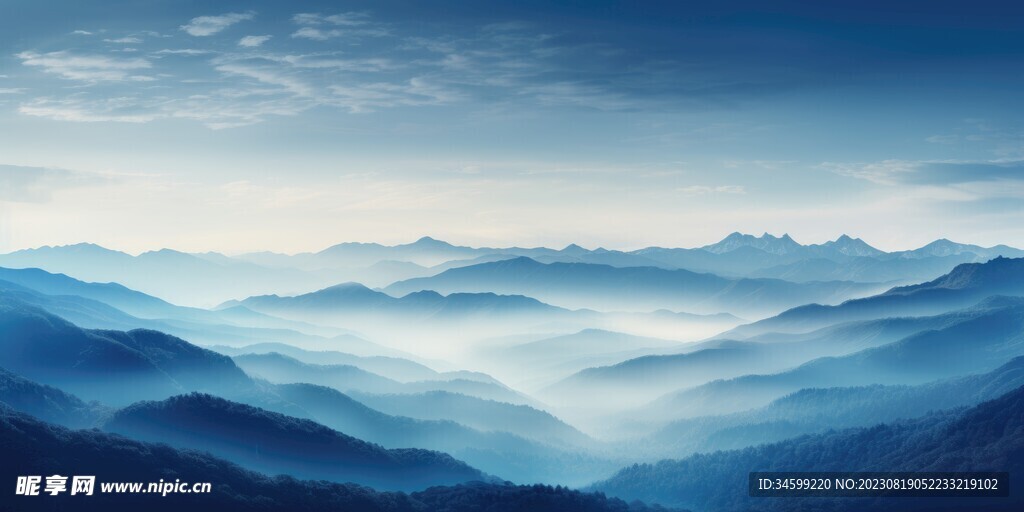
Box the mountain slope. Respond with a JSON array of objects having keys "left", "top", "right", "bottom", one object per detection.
[
  {"left": 348, "top": 390, "right": 591, "bottom": 448},
  {"left": 542, "top": 304, "right": 983, "bottom": 411},
  {"left": 233, "top": 352, "right": 533, "bottom": 405},
  {"left": 0, "top": 297, "right": 252, "bottom": 404},
  {"left": 593, "top": 383, "right": 1024, "bottom": 511},
  {"left": 271, "top": 383, "right": 615, "bottom": 485},
  {"left": 727, "top": 256, "right": 1024, "bottom": 338},
  {"left": 643, "top": 355, "right": 1024, "bottom": 458},
  {"left": 383, "top": 257, "right": 878, "bottom": 315},
  {"left": 0, "top": 406, "right": 658, "bottom": 512},
  {"left": 0, "top": 367, "right": 106, "bottom": 428},
  {"left": 210, "top": 343, "right": 440, "bottom": 382},
  {"left": 649, "top": 296, "right": 1024, "bottom": 419},
  {"left": 104, "top": 393, "right": 488, "bottom": 491},
  {"left": 0, "top": 244, "right": 321, "bottom": 307}
]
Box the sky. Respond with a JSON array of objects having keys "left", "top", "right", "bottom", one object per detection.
[{"left": 0, "top": 0, "right": 1022, "bottom": 254}]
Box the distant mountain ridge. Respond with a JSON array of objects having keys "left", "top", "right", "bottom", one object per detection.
[
  {"left": 4, "top": 234, "right": 1020, "bottom": 309},
  {"left": 728, "top": 256, "right": 1024, "bottom": 338},
  {"left": 383, "top": 256, "right": 880, "bottom": 315}
]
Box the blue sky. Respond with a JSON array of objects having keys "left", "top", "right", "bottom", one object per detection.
[{"left": 0, "top": 0, "right": 1022, "bottom": 253}]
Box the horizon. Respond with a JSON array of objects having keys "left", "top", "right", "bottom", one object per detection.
[
  {"left": 3, "top": 231, "right": 1020, "bottom": 258},
  {"left": 2, "top": 1, "right": 1023, "bottom": 254}
]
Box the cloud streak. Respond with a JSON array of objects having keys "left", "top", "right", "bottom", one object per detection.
[
  {"left": 180, "top": 11, "right": 255, "bottom": 36},
  {"left": 238, "top": 35, "right": 272, "bottom": 47},
  {"left": 825, "top": 160, "right": 1024, "bottom": 186},
  {"left": 0, "top": 165, "right": 107, "bottom": 203},
  {"left": 17, "top": 51, "right": 153, "bottom": 82}
]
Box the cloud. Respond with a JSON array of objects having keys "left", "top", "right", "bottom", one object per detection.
[
  {"left": 0, "top": 164, "right": 107, "bottom": 203},
  {"left": 291, "top": 27, "right": 339, "bottom": 41},
  {"left": 677, "top": 185, "right": 747, "bottom": 196},
  {"left": 104, "top": 37, "right": 142, "bottom": 44},
  {"left": 824, "top": 159, "right": 1024, "bottom": 186},
  {"left": 238, "top": 35, "right": 272, "bottom": 47},
  {"left": 18, "top": 97, "right": 162, "bottom": 123},
  {"left": 289, "top": 13, "right": 385, "bottom": 40},
  {"left": 180, "top": 11, "right": 255, "bottom": 37},
  {"left": 327, "top": 78, "right": 458, "bottom": 113},
  {"left": 72, "top": 30, "right": 93, "bottom": 36},
  {"left": 289, "top": 27, "right": 388, "bottom": 41},
  {"left": 926, "top": 134, "right": 959, "bottom": 144},
  {"left": 152, "top": 49, "right": 212, "bottom": 56},
  {"left": 821, "top": 160, "right": 919, "bottom": 185},
  {"left": 292, "top": 12, "right": 369, "bottom": 26},
  {"left": 17, "top": 51, "right": 152, "bottom": 82}
]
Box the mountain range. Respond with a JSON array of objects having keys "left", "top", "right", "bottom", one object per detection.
[
  {"left": 383, "top": 256, "right": 881, "bottom": 316},
  {"left": 592, "top": 382, "right": 1024, "bottom": 511},
  {"left": 726, "top": 255, "right": 1024, "bottom": 338},
  {"left": 105, "top": 393, "right": 489, "bottom": 491},
  {"left": 642, "top": 295, "right": 1024, "bottom": 421},
  {"left": 639, "top": 355, "right": 1024, "bottom": 459},
  {"left": 0, "top": 405, "right": 663, "bottom": 512},
  {"left": 4, "top": 234, "right": 1019, "bottom": 310}
]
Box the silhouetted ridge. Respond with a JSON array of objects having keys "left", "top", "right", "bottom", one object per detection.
[
  {"left": 105, "top": 393, "right": 487, "bottom": 491},
  {"left": 594, "top": 384, "right": 1024, "bottom": 511},
  {"left": 0, "top": 406, "right": 663, "bottom": 511}
]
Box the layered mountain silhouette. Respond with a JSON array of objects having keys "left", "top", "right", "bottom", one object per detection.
[
  {"left": 0, "top": 405, "right": 661, "bottom": 512},
  {"left": 0, "top": 367, "right": 106, "bottom": 428},
  {"left": 5, "top": 235, "right": 1019, "bottom": 311},
  {"left": 0, "top": 298, "right": 251, "bottom": 405},
  {"left": 641, "top": 355, "right": 1024, "bottom": 458},
  {"left": 105, "top": 393, "right": 488, "bottom": 491},
  {"left": 228, "top": 282, "right": 570, "bottom": 326},
  {"left": 0, "top": 244, "right": 321, "bottom": 307},
  {"left": 348, "top": 390, "right": 591, "bottom": 448},
  {"left": 268, "top": 383, "right": 617, "bottom": 486},
  {"left": 644, "top": 296, "right": 1024, "bottom": 420},
  {"left": 0, "top": 267, "right": 358, "bottom": 351},
  {"left": 728, "top": 256, "right": 1024, "bottom": 338},
  {"left": 542, "top": 300, "right": 986, "bottom": 411},
  {"left": 383, "top": 257, "right": 880, "bottom": 315},
  {"left": 233, "top": 352, "right": 533, "bottom": 405},
  {"left": 593, "top": 383, "right": 1024, "bottom": 511},
  {"left": 211, "top": 343, "right": 441, "bottom": 382}
]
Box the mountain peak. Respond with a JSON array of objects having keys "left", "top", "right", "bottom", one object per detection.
[
  {"left": 320, "top": 282, "right": 375, "bottom": 294},
  {"left": 819, "top": 234, "right": 883, "bottom": 256},
  {"left": 559, "top": 243, "right": 589, "bottom": 256},
  {"left": 703, "top": 232, "right": 804, "bottom": 255},
  {"left": 411, "top": 236, "right": 452, "bottom": 247}
]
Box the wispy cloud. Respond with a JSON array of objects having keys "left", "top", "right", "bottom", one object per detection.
[
  {"left": 238, "top": 35, "right": 272, "bottom": 47},
  {"left": 180, "top": 11, "right": 255, "bottom": 37},
  {"left": 328, "top": 77, "right": 457, "bottom": 113},
  {"left": 18, "top": 97, "right": 163, "bottom": 123},
  {"left": 677, "top": 185, "right": 747, "bottom": 196},
  {"left": 290, "top": 26, "right": 388, "bottom": 41},
  {"left": 824, "top": 159, "right": 1024, "bottom": 186},
  {"left": 12, "top": 7, "right": 807, "bottom": 129},
  {"left": 104, "top": 36, "right": 143, "bottom": 44},
  {"left": 292, "top": 12, "right": 370, "bottom": 26},
  {"left": 17, "top": 51, "right": 153, "bottom": 82},
  {"left": 0, "top": 164, "right": 108, "bottom": 203},
  {"left": 152, "top": 49, "right": 212, "bottom": 56}
]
